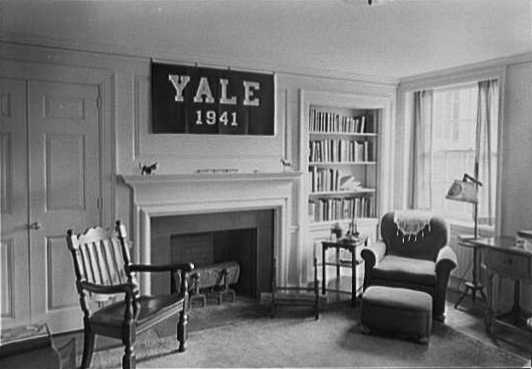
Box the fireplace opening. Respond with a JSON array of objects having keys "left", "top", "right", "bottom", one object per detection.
[
  {"left": 150, "top": 209, "right": 274, "bottom": 300},
  {"left": 171, "top": 228, "right": 257, "bottom": 298}
]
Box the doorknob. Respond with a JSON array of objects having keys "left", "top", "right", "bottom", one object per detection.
[{"left": 29, "top": 222, "right": 41, "bottom": 230}]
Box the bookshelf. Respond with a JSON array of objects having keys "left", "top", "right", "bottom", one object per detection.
[
  {"left": 298, "top": 89, "right": 392, "bottom": 295},
  {"left": 306, "top": 105, "right": 379, "bottom": 228}
]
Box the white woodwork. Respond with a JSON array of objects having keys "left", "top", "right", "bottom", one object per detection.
[
  {"left": 0, "top": 93, "right": 11, "bottom": 117},
  {"left": 0, "top": 42, "right": 396, "bottom": 329},
  {"left": 0, "top": 78, "right": 30, "bottom": 328},
  {"left": 46, "top": 236, "right": 78, "bottom": 310},
  {"left": 45, "top": 135, "right": 86, "bottom": 210},
  {"left": 0, "top": 133, "right": 11, "bottom": 214},
  {"left": 27, "top": 81, "right": 101, "bottom": 332},
  {"left": 121, "top": 172, "right": 301, "bottom": 292},
  {"left": 0, "top": 55, "right": 116, "bottom": 228},
  {"left": 1, "top": 239, "right": 14, "bottom": 319},
  {"left": 44, "top": 95, "right": 85, "bottom": 119},
  {"left": 298, "top": 89, "right": 394, "bottom": 283}
]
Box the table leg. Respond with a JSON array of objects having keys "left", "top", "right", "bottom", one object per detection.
[
  {"left": 511, "top": 280, "right": 521, "bottom": 324},
  {"left": 351, "top": 247, "right": 356, "bottom": 305},
  {"left": 336, "top": 247, "right": 340, "bottom": 293},
  {"left": 322, "top": 246, "right": 326, "bottom": 296},
  {"left": 472, "top": 246, "right": 478, "bottom": 303},
  {"left": 485, "top": 272, "right": 494, "bottom": 334}
]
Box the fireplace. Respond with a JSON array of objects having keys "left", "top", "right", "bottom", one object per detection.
[
  {"left": 150, "top": 209, "right": 274, "bottom": 298},
  {"left": 120, "top": 172, "right": 301, "bottom": 295}
]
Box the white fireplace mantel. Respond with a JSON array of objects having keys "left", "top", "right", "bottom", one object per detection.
[
  {"left": 119, "top": 171, "right": 301, "bottom": 293},
  {"left": 120, "top": 172, "right": 302, "bottom": 186}
]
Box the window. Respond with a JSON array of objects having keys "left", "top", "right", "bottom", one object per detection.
[{"left": 412, "top": 80, "right": 499, "bottom": 226}]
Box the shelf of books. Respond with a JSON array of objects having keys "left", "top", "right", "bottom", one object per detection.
[{"left": 307, "top": 105, "right": 379, "bottom": 229}]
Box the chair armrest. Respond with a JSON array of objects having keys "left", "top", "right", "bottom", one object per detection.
[
  {"left": 79, "top": 281, "right": 135, "bottom": 295},
  {"left": 130, "top": 263, "right": 195, "bottom": 296},
  {"left": 360, "top": 240, "right": 387, "bottom": 268},
  {"left": 435, "top": 246, "right": 458, "bottom": 273},
  {"left": 434, "top": 245, "right": 458, "bottom": 320},
  {"left": 130, "top": 263, "right": 195, "bottom": 273}
]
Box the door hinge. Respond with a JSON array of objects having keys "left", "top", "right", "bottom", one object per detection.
[{"left": 96, "top": 94, "right": 102, "bottom": 110}]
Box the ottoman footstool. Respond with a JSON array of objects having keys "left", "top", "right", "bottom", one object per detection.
[{"left": 360, "top": 286, "right": 433, "bottom": 344}]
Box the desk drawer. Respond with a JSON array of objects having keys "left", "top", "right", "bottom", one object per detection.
[{"left": 484, "top": 249, "right": 531, "bottom": 279}]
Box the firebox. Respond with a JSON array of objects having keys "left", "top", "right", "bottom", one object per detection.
[{"left": 149, "top": 209, "right": 274, "bottom": 299}]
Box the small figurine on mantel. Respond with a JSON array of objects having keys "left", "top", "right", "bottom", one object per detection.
[
  {"left": 140, "top": 162, "right": 158, "bottom": 175},
  {"left": 280, "top": 157, "right": 292, "bottom": 171}
]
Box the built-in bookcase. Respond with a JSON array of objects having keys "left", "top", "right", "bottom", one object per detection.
[
  {"left": 307, "top": 105, "right": 379, "bottom": 227},
  {"left": 298, "top": 89, "right": 392, "bottom": 290}
]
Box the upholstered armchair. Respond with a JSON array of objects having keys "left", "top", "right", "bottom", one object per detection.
[{"left": 361, "top": 211, "right": 457, "bottom": 321}]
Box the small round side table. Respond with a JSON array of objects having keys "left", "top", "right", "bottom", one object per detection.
[{"left": 454, "top": 236, "right": 487, "bottom": 309}]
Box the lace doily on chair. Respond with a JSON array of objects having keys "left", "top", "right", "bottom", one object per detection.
[{"left": 394, "top": 210, "right": 432, "bottom": 244}]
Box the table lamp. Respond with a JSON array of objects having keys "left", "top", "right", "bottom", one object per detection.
[
  {"left": 446, "top": 173, "right": 483, "bottom": 238},
  {"left": 344, "top": 197, "right": 360, "bottom": 242}
]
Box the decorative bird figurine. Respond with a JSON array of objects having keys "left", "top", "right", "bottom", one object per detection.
[
  {"left": 280, "top": 158, "right": 292, "bottom": 168},
  {"left": 140, "top": 162, "right": 158, "bottom": 175}
]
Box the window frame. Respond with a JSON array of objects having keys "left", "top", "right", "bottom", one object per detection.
[
  {"left": 431, "top": 82, "right": 483, "bottom": 225},
  {"left": 396, "top": 67, "right": 505, "bottom": 235}
]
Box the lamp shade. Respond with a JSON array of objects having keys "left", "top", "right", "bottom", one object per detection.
[{"left": 446, "top": 179, "right": 478, "bottom": 203}]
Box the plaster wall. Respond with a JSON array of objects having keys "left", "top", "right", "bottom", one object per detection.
[
  {"left": 0, "top": 42, "right": 395, "bottom": 288},
  {"left": 498, "top": 61, "right": 532, "bottom": 310}
]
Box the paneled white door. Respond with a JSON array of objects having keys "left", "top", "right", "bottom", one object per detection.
[
  {"left": 0, "top": 78, "right": 31, "bottom": 328},
  {"left": 27, "top": 80, "right": 101, "bottom": 332}
]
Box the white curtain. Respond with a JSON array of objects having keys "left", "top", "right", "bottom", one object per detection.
[
  {"left": 476, "top": 79, "right": 499, "bottom": 225},
  {"left": 410, "top": 90, "right": 434, "bottom": 209}
]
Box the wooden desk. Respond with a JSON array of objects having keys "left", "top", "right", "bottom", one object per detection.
[
  {"left": 321, "top": 236, "right": 367, "bottom": 305},
  {"left": 468, "top": 237, "right": 532, "bottom": 334}
]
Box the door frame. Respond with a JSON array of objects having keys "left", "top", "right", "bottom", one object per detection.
[
  {"left": 0, "top": 78, "right": 31, "bottom": 329},
  {"left": 0, "top": 58, "right": 115, "bottom": 226},
  {"left": 0, "top": 57, "right": 115, "bottom": 331}
]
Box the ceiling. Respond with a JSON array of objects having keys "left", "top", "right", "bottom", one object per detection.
[{"left": 2, "top": 0, "right": 531, "bottom": 80}]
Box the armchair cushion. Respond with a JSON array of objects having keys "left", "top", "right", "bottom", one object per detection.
[
  {"left": 91, "top": 295, "right": 182, "bottom": 328},
  {"left": 381, "top": 212, "right": 448, "bottom": 261},
  {"left": 372, "top": 255, "right": 436, "bottom": 287}
]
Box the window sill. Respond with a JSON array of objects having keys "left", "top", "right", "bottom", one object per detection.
[{"left": 447, "top": 219, "right": 495, "bottom": 237}]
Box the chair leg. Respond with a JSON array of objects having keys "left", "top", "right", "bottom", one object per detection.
[
  {"left": 80, "top": 324, "right": 95, "bottom": 369},
  {"left": 177, "top": 306, "right": 188, "bottom": 352},
  {"left": 122, "top": 327, "right": 136, "bottom": 369}
]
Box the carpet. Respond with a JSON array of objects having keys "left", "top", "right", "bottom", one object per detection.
[{"left": 87, "top": 304, "right": 528, "bottom": 368}]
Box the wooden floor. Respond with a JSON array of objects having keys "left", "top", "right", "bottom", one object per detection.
[
  {"left": 445, "top": 289, "right": 531, "bottom": 362},
  {"left": 54, "top": 289, "right": 531, "bottom": 366}
]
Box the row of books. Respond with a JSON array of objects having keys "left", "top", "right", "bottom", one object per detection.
[
  {"left": 310, "top": 167, "right": 341, "bottom": 192},
  {"left": 309, "top": 108, "right": 372, "bottom": 134},
  {"left": 308, "top": 197, "right": 372, "bottom": 223},
  {"left": 310, "top": 168, "right": 367, "bottom": 193},
  {"left": 309, "top": 139, "right": 373, "bottom": 163}
]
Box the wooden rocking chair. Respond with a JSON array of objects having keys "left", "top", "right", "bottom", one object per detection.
[{"left": 66, "top": 221, "right": 194, "bottom": 369}]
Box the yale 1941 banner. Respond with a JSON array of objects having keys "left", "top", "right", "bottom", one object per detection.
[{"left": 151, "top": 62, "right": 274, "bottom": 135}]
